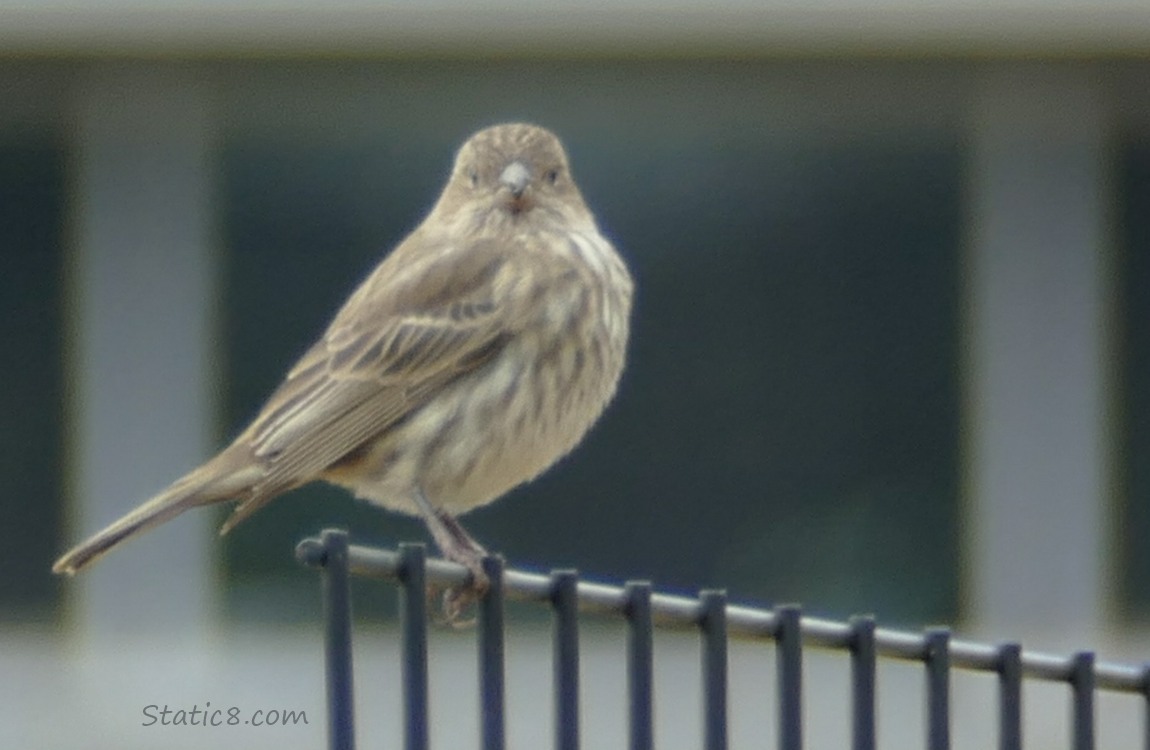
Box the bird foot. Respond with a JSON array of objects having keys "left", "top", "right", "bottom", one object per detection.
[
  {"left": 432, "top": 513, "right": 491, "bottom": 626},
  {"left": 413, "top": 490, "right": 493, "bottom": 626},
  {"left": 437, "top": 551, "right": 490, "bottom": 627}
]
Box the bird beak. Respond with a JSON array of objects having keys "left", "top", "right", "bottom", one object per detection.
[{"left": 499, "top": 161, "right": 531, "bottom": 198}]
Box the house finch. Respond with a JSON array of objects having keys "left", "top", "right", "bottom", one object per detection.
[{"left": 53, "top": 123, "right": 634, "bottom": 610}]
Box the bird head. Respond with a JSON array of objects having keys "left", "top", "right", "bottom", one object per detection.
[{"left": 432, "top": 123, "right": 594, "bottom": 230}]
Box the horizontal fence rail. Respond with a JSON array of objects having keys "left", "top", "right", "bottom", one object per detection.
[{"left": 297, "top": 529, "right": 1150, "bottom": 750}]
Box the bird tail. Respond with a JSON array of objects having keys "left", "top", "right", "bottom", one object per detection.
[{"left": 52, "top": 453, "right": 262, "bottom": 576}]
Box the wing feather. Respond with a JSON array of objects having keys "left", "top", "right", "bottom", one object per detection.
[{"left": 219, "top": 236, "right": 549, "bottom": 529}]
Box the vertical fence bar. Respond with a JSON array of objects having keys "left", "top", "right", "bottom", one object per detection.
[
  {"left": 700, "top": 590, "right": 729, "bottom": 750},
  {"left": 624, "top": 581, "right": 654, "bottom": 750},
  {"left": 321, "top": 529, "right": 355, "bottom": 750},
  {"left": 1071, "top": 651, "right": 1095, "bottom": 750},
  {"left": 849, "top": 616, "right": 877, "bottom": 750},
  {"left": 924, "top": 629, "right": 951, "bottom": 750},
  {"left": 774, "top": 605, "right": 803, "bottom": 750},
  {"left": 478, "top": 555, "right": 506, "bottom": 750},
  {"left": 397, "top": 543, "right": 429, "bottom": 750},
  {"left": 997, "top": 643, "right": 1022, "bottom": 750},
  {"left": 551, "top": 570, "right": 581, "bottom": 750}
]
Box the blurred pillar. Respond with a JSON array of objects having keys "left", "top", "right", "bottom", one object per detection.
[
  {"left": 67, "top": 64, "right": 217, "bottom": 643},
  {"left": 964, "top": 65, "right": 1113, "bottom": 643}
]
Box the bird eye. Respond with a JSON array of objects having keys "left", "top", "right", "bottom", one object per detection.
[
  {"left": 467, "top": 168, "right": 479, "bottom": 187},
  {"left": 545, "top": 168, "right": 560, "bottom": 185}
]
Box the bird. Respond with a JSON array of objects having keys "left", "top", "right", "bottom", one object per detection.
[{"left": 53, "top": 122, "right": 634, "bottom": 614}]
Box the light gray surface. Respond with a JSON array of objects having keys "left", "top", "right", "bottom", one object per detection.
[
  {"left": 1, "top": 1, "right": 1150, "bottom": 55},
  {"left": 3, "top": 626, "right": 1145, "bottom": 749},
  {"left": 963, "top": 66, "right": 1113, "bottom": 645},
  {"left": 66, "top": 65, "right": 218, "bottom": 643}
]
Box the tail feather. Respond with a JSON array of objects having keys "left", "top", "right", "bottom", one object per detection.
[{"left": 52, "top": 456, "right": 262, "bottom": 576}]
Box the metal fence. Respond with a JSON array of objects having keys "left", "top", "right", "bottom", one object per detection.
[{"left": 295, "top": 528, "right": 1150, "bottom": 750}]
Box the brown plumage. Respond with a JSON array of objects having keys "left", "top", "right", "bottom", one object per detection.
[{"left": 53, "top": 123, "right": 634, "bottom": 588}]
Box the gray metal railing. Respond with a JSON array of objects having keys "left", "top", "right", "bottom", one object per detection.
[{"left": 295, "top": 528, "right": 1150, "bottom": 750}]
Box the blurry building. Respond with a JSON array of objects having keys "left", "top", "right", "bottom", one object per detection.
[{"left": 2, "top": 3, "right": 1149, "bottom": 748}]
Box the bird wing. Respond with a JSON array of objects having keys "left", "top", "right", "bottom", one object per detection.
[{"left": 219, "top": 236, "right": 538, "bottom": 532}]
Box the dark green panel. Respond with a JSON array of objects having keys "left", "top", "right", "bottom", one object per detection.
[
  {"left": 0, "top": 135, "right": 65, "bottom": 622},
  {"left": 218, "top": 135, "right": 437, "bottom": 621},
  {"left": 1118, "top": 137, "right": 1150, "bottom": 622},
  {"left": 218, "top": 61, "right": 961, "bottom": 626}
]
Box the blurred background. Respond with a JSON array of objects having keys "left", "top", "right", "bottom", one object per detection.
[{"left": 2, "top": 2, "right": 1150, "bottom": 748}]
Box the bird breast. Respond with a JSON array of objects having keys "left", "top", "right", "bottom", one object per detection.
[{"left": 343, "top": 227, "right": 632, "bottom": 516}]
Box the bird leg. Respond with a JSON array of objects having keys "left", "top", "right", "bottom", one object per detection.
[{"left": 412, "top": 488, "right": 490, "bottom": 624}]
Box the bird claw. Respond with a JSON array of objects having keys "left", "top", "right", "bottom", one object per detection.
[{"left": 429, "top": 556, "right": 490, "bottom": 628}]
